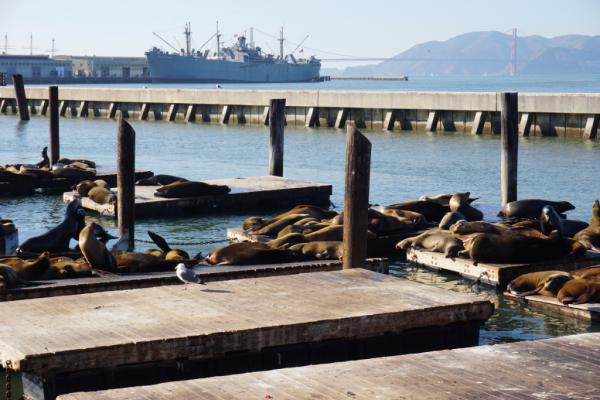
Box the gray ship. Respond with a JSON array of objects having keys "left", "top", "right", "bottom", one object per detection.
[{"left": 146, "top": 23, "right": 321, "bottom": 83}]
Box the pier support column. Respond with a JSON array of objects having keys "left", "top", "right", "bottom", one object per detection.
[
  {"left": 139, "top": 103, "right": 150, "bottom": 120},
  {"left": 59, "top": 100, "right": 68, "bottom": 116},
  {"left": 501, "top": 92, "right": 518, "bottom": 207},
  {"left": 220, "top": 105, "right": 232, "bottom": 124},
  {"left": 425, "top": 110, "right": 441, "bottom": 131},
  {"left": 343, "top": 126, "right": 371, "bottom": 270},
  {"left": 49, "top": 86, "right": 59, "bottom": 165},
  {"left": 39, "top": 99, "right": 48, "bottom": 115},
  {"left": 117, "top": 117, "right": 136, "bottom": 251},
  {"left": 91, "top": 102, "right": 100, "bottom": 117},
  {"left": 518, "top": 113, "right": 534, "bottom": 137},
  {"left": 167, "top": 104, "right": 179, "bottom": 121},
  {"left": 262, "top": 106, "right": 269, "bottom": 125},
  {"left": 12, "top": 74, "right": 30, "bottom": 120},
  {"left": 269, "top": 99, "right": 286, "bottom": 177},
  {"left": 29, "top": 101, "right": 37, "bottom": 115},
  {"left": 305, "top": 107, "right": 319, "bottom": 127},
  {"left": 334, "top": 108, "right": 349, "bottom": 128},
  {"left": 383, "top": 109, "right": 398, "bottom": 131},
  {"left": 583, "top": 114, "right": 599, "bottom": 139},
  {"left": 108, "top": 102, "right": 119, "bottom": 118},
  {"left": 0, "top": 99, "right": 9, "bottom": 113},
  {"left": 77, "top": 101, "right": 89, "bottom": 117},
  {"left": 185, "top": 104, "right": 198, "bottom": 122},
  {"left": 471, "top": 111, "right": 487, "bottom": 135}
]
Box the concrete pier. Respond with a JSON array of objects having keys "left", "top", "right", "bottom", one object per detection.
[{"left": 0, "top": 88, "right": 598, "bottom": 138}]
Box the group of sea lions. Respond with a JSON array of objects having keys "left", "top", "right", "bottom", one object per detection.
[
  {"left": 508, "top": 266, "right": 600, "bottom": 305},
  {"left": 0, "top": 147, "right": 97, "bottom": 182},
  {"left": 73, "top": 179, "right": 116, "bottom": 204},
  {"left": 134, "top": 174, "right": 231, "bottom": 199}
]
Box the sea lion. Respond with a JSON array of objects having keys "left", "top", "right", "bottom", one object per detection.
[
  {"left": 266, "top": 233, "right": 310, "bottom": 249},
  {"left": 256, "top": 214, "right": 310, "bottom": 236},
  {"left": 449, "top": 192, "right": 483, "bottom": 222},
  {"left": 574, "top": 199, "right": 600, "bottom": 251},
  {"left": 450, "top": 220, "right": 500, "bottom": 236},
  {"left": 154, "top": 181, "right": 230, "bottom": 198},
  {"left": 44, "top": 261, "right": 92, "bottom": 279},
  {"left": 94, "top": 180, "right": 111, "bottom": 190},
  {"left": 557, "top": 277, "right": 600, "bottom": 305},
  {"left": 146, "top": 231, "right": 191, "bottom": 261},
  {"left": 165, "top": 250, "right": 190, "bottom": 261},
  {"left": 380, "top": 210, "right": 417, "bottom": 233},
  {"left": 58, "top": 158, "right": 96, "bottom": 168},
  {"left": 500, "top": 199, "right": 575, "bottom": 219},
  {"left": 305, "top": 225, "right": 344, "bottom": 242},
  {"left": 507, "top": 271, "right": 574, "bottom": 297},
  {"left": 143, "top": 249, "right": 166, "bottom": 259},
  {"left": 510, "top": 226, "right": 547, "bottom": 238},
  {"left": 512, "top": 219, "right": 541, "bottom": 230},
  {"left": 293, "top": 217, "right": 320, "bottom": 226},
  {"left": 0, "top": 219, "right": 16, "bottom": 235},
  {"left": 439, "top": 211, "right": 466, "bottom": 230},
  {"left": 205, "top": 242, "right": 292, "bottom": 265},
  {"left": 52, "top": 167, "right": 95, "bottom": 178},
  {"left": 17, "top": 199, "right": 83, "bottom": 254},
  {"left": 570, "top": 267, "right": 600, "bottom": 278},
  {"left": 0, "top": 169, "right": 33, "bottom": 182},
  {"left": 396, "top": 229, "right": 440, "bottom": 250},
  {"left": 0, "top": 264, "right": 46, "bottom": 291},
  {"left": 0, "top": 252, "right": 51, "bottom": 281},
  {"left": 403, "top": 230, "right": 463, "bottom": 258},
  {"left": 74, "top": 180, "right": 98, "bottom": 196},
  {"left": 468, "top": 231, "right": 570, "bottom": 264},
  {"left": 88, "top": 187, "right": 117, "bottom": 204},
  {"left": 277, "top": 224, "right": 308, "bottom": 238},
  {"left": 419, "top": 193, "right": 480, "bottom": 206},
  {"left": 35, "top": 146, "right": 50, "bottom": 168},
  {"left": 110, "top": 250, "right": 182, "bottom": 273},
  {"left": 18, "top": 168, "right": 55, "bottom": 179},
  {"left": 387, "top": 200, "right": 449, "bottom": 222},
  {"left": 540, "top": 205, "right": 588, "bottom": 238},
  {"left": 79, "top": 223, "right": 117, "bottom": 273},
  {"left": 252, "top": 206, "right": 338, "bottom": 231},
  {"left": 242, "top": 217, "right": 265, "bottom": 231},
  {"left": 383, "top": 209, "right": 432, "bottom": 227},
  {"left": 295, "top": 241, "right": 344, "bottom": 261},
  {"left": 136, "top": 174, "right": 189, "bottom": 186}
]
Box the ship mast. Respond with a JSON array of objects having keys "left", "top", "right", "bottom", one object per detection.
[
  {"left": 279, "top": 27, "right": 285, "bottom": 59},
  {"left": 216, "top": 21, "right": 222, "bottom": 57},
  {"left": 184, "top": 22, "right": 192, "bottom": 56}
]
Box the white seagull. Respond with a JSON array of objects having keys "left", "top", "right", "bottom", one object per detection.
[
  {"left": 175, "top": 263, "right": 205, "bottom": 290},
  {"left": 216, "top": 84, "right": 221, "bottom": 89}
]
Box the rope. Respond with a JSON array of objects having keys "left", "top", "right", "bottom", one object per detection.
[{"left": 133, "top": 238, "right": 229, "bottom": 246}]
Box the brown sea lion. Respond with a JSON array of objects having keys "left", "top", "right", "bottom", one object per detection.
[
  {"left": 293, "top": 217, "right": 320, "bottom": 226},
  {"left": 79, "top": 223, "right": 116, "bottom": 273},
  {"left": 403, "top": 230, "right": 463, "bottom": 258},
  {"left": 540, "top": 205, "right": 588, "bottom": 238},
  {"left": 396, "top": 229, "right": 440, "bottom": 250},
  {"left": 297, "top": 241, "right": 344, "bottom": 261},
  {"left": 154, "top": 181, "right": 230, "bottom": 198},
  {"left": 305, "top": 225, "right": 344, "bottom": 242},
  {"left": 36, "top": 146, "right": 50, "bottom": 168},
  {"left": 111, "top": 250, "right": 181, "bottom": 273},
  {"left": 58, "top": 158, "right": 96, "bottom": 168},
  {"left": 165, "top": 250, "right": 190, "bottom": 261},
  {"left": 146, "top": 231, "right": 191, "bottom": 262},
  {"left": 256, "top": 214, "right": 310, "bottom": 236},
  {"left": 387, "top": 200, "right": 449, "bottom": 222},
  {"left": 0, "top": 264, "right": 47, "bottom": 291},
  {"left": 0, "top": 252, "right": 51, "bottom": 281},
  {"left": 143, "top": 249, "right": 166, "bottom": 259},
  {"left": 574, "top": 199, "right": 600, "bottom": 251},
  {"left": 557, "top": 277, "right": 600, "bottom": 305},
  {"left": 439, "top": 211, "right": 466, "bottom": 230},
  {"left": 513, "top": 219, "right": 542, "bottom": 231},
  {"left": 450, "top": 220, "right": 500, "bottom": 236},
  {"left": 40, "top": 261, "right": 92, "bottom": 279},
  {"left": 384, "top": 209, "right": 432, "bottom": 227},
  {"left": 277, "top": 224, "right": 308, "bottom": 238},
  {"left": 449, "top": 192, "right": 483, "bottom": 222},
  {"left": 252, "top": 206, "right": 338, "bottom": 231},
  {"left": 52, "top": 167, "right": 95, "bottom": 178},
  {"left": 94, "top": 180, "right": 111, "bottom": 190},
  {"left": 500, "top": 199, "right": 575, "bottom": 219},
  {"left": 136, "top": 174, "right": 189, "bottom": 186},
  {"left": 419, "top": 193, "right": 480, "bottom": 206},
  {"left": 507, "top": 271, "right": 574, "bottom": 297},
  {"left": 380, "top": 210, "right": 417, "bottom": 233},
  {"left": 0, "top": 169, "right": 34, "bottom": 182},
  {"left": 75, "top": 180, "right": 98, "bottom": 196},
  {"left": 18, "top": 168, "right": 55, "bottom": 179},
  {"left": 88, "top": 187, "right": 117, "bottom": 204},
  {"left": 510, "top": 226, "right": 547, "bottom": 238},
  {"left": 570, "top": 267, "right": 600, "bottom": 278},
  {"left": 0, "top": 219, "right": 16, "bottom": 235},
  {"left": 242, "top": 217, "right": 265, "bottom": 231},
  {"left": 205, "top": 242, "right": 292, "bottom": 265},
  {"left": 266, "top": 233, "right": 310, "bottom": 249}
]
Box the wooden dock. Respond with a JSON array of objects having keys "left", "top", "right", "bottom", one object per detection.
[
  {"left": 58, "top": 332, "right": 600, "bottom": 400},
  {"left": 408, "top": 248, "right": 600, "bottom": 288},
  {"left": 505, "top": 292, "right": 600, "bottom": 323},
  {"left": 0, "top": 269, "right": 494, "bottom": 400},
  {"left": 0, "top": 166, "right": 153, "bottom": 196},
  {"left": 0, "top": 229, "right": 18, "bottom": 254},
  {"left": 63, "top": 175, "right": 332, "bottom": 218},
  {"left": 0, "top": 258, "right": 388, "bottom": 302}
]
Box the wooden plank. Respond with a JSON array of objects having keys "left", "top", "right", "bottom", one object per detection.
[
  {"left": 59, "top": 333, "right": 600, "bottom": 400},
  {"left": 1, "top": 269, "right": 493, "bottom": 377},
  {"left": 409, "top": 248, "right": 600, "bottom": 288},
  {"left": 63, "top": 175, "right": 332, "bottom": 218},
  {"left": 505, "top": 292, "right": 600, "bottom": 322}
]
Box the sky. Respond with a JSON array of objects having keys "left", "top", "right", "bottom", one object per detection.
[{"left": 2, "top": 0, "right": 599, "bottom": 69}]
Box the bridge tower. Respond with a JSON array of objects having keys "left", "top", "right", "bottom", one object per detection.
[{"left": 511, "top": 28, "right": 517, "bottom": 75}]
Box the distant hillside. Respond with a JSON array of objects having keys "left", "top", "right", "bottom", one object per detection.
[{"left": 341, "top": 31, "right": 600, "bottom": 76}]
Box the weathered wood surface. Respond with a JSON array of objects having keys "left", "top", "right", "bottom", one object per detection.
[
  {"left": 0, "top": 167, "right": 153, "bottom": 196},
  {"left": 409, "top": 248, "right": 600, "bottom": 288},
  {"left": 49, "top": 86, "right": 60, "bottom": 164},
  {"left": 63, "top": 175, "right": 332, "bottom": 217},
  {"left": 505, "top": 292, "right": 600, "bottom": 323},
  {"left": 268, "top": 98, "right": 285, "bottom": 177},
  {"left": 59, "top": 332, "right": 600, "bottom": 400},
  {"left": 117, "top": 117, "right": 136, "bottom": 249},
  {"left": 0, "top": 269, "right": 493, "bottom": 377},
  {"left": 12, "top": 74, "right": 30, "bottom": 120},
  {"left": 0, "top": 258, "right": 389, "bottom": 302},
  {"left": 500, "top": 91, "right": 518, "bottom": 206}
]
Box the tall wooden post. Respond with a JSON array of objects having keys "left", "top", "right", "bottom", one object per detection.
[
  {"left": 342, "top": 126, "right": 372, "bottom": 270},
  {"left": 268, "top": 98, "right": 286, "bottom": 177},
  {"left": 12, "top": 74, "right": 30, "bottom": 120},
  {"left": 500, "top": 92, "right": 518, "bottom": 206},
  {"left": 49, "top": 86, "right": 59, "bottom": 164},
  {"left": 117, "top": 117, "right": 136, "bottom": 250}
]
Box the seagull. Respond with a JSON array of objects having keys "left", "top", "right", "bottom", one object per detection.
[
  {"left": 175, "top": 263, "right": 205, "bottom": 290},
  {"left": 216, "top": 84, "right": 221, "bottom": 89}
]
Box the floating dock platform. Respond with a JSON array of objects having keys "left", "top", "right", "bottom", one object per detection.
[
  {"left": 408, "top": 248, "right": 600, "bottom": 288},
  {"left": 505, "top": 292, "right": 600, "bottom": 323},
  {"left": 0, "top": 166, "right": 153, "bottom": 196},
  {"left": 63, "top": 175, "right": 332, "bottom": 218},
  {"left": 0, "top": 258, "right": 388, "bottom": 302},
  {"left": 59, "top": 332, "right": 600, "bottom": 400},
  {"left": 0, "top": 269, "right": 494, "bottom": 400}
]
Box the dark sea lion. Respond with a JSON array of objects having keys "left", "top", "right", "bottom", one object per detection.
[
  {"left": 297, "top": 241, "right": 344, "bottom": 261},
  {"left": 500, "top": 199, "right": 575, "bottom": 219},
  {"left": 110, "top": 250, "right": 181, "bottom": 273},
  {"left": 574, "top": 199, "right": 600, "bottom": 251},
  {"left": 52, "top": 167, "right": 95, "bottom": 178},
  {"left": 570, "top": 267, "right": 600, "bottom": 278},
  {"left": 206, "top": 242, "right": 292, "bottom": 265},
  {"left": 88, "top": 186, "right": 117, "bottom": 204},
  {"left": 541, "top": 205, "right": 588, "bottom": 238},
  {"left": 0, "top": 169, "right": 33, "bottom": 182},
  {"left": 384, "top": 209, "right": 432, "bottom": 227},
  {"left": 242, "top": 217, "right": 265, "bottom": 231},
  {"left": 305, "top": 225, "right": 344, "bottom": 242},
  {"left": 256, "top": 214, "right": 310, "bottom": 236},
  {"left": 75, "top": 180, "right": 98, "bottom": 196},
  {"left": 277, "top": 224, "right": 308, "bottom": 238},
  {"left": 17, "top": 199, "right": 82, "bottom": 254},
  {"left": 0, "top": 265, "right": 47, "bottom": 291},
  {"left": 510, "top": 226, "right": 547, "bottom": 238},
  {"left": 0, "top": 252, "right": 51, "bottom": 281},
  {"left": 380, "top": 210, "right": 417, "bottom": 233},
  {"left": 41, "top": 261, "right": 92, "bottom": 279},
  {"left": 143, "top": 249, "right": 166, "bottom": 259},
  {"left": 154, "top": 181, "right": 230, "bottom": 198},
  {"left": 36, "top": 146, "right": 50, "bottom": 168},
  {"left": 387, "top": 200, "right": 449, "bottom": 222},
  {"left": 439, "top": 211, "right": 466, "bottom": 230},
  {"left": 396, "top": 229, "right": 440, "bottom": 250},
  {"left": 266, "top": 233, "right": 310, "bottom": 249},
  {"left": 136, "top": 174, "right": 189, "bottom": 186},
  {"left": 513, "top": 219, "right": 541, "bottom": 231},
  {"left": 252, "top": 206, "right": 338, "bottom": 231},
  {"left": 146, "top": 231, "right": 191, "bottom": 262},
  {"left": 507, "top": 271, "right": 574, "bottom": 297},
  {"left": 58, "top": 158, "right": 96, "bottom": 168},
  {"left": 79, "top": 223, "right": 117, "bottom": 273},
  {"left": 449, "top": 192, "right": 483, "bottom": 222},
  {"left": 405, "top": 230, "right": 463, "bottom": 258},
  {"left": 455, "top": 233, "right": 485, "bottom": 258},
  {"left": 468, "top": 231, "right": 570, "bottom": 264},
  {"left": 557, "top": 277, "right": 600, "bottom": 305},
  {"left": 302, "top": 223, "right": 335, "bottom": 235}
]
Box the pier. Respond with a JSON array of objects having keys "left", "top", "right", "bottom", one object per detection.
[
  {"left": 0, "top": 269, "right": 494, "bottom": 400},
  {"left": 58, "top": 332, "right": 600, "bottom": 400},
  {"left": 329, "top": 76, "right": 408, "bottom": 81},
  {"left": 0, "top": 87, "right": 598, "bottom": 137}
]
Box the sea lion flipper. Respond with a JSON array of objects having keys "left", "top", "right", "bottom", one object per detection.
[{"left": 148, "top": 231, "right": 172, "bottom": 253}]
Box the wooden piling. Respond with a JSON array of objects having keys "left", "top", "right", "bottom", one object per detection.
[
  {"left": 49, "top": 86, "right": 59, "bottom": 165},
  {"left": 12, "top": 74, "right": 29, "bottom": 120},
  {"left": 268, "top": 99, "right": 286, "bottom": 177},
  {"left": 343, "top": 126, "right": 372, "bottom": 270},
  {"left": 117, "top": 117, "right": 136, "bottom": 250},
  {"left": 501, "top": 92, "right": 518, "bottom": 206}
]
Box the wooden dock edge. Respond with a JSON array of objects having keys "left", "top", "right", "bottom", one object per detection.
[
  {"left": 0, "top": 228, "right": 18, "bottom": 254},
  {"left": 504, "top": 292, "right": 600, "bottom": 323}
]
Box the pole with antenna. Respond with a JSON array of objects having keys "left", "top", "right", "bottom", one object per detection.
[
  {"left": 30, "top": 33, "right": 32, "bottom": 55},
  {"left": 279, "top": 27, "right": 285, "bottom": 59},
  {"left": 216, "top": 21, "right": 221, "bottom": 56}
]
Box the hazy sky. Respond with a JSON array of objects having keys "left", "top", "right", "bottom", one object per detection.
[{"left": 2, "top": 0, "right": 599, "bottom": 68}]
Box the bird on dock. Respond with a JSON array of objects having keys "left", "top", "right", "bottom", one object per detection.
[
  {"left": 216, "top": 84, "right": 221, "bottom": 89},
  {"left": 143, "top": 86, "right": 148, "bottom": 89},
  {"left": 175, "top": 263, "right": 205, "bottom": 290}
]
